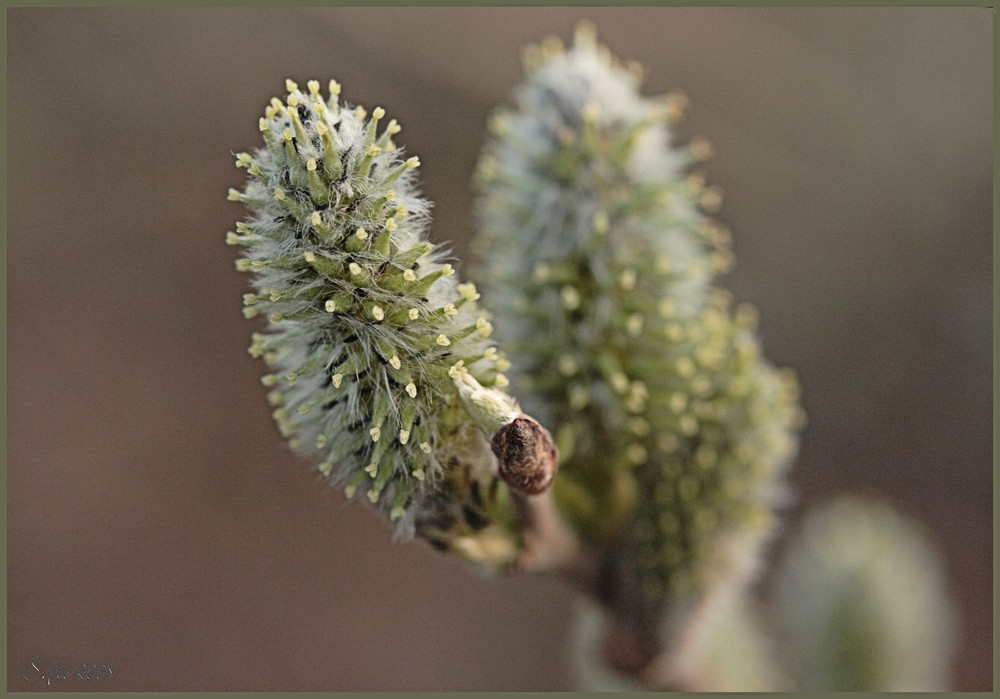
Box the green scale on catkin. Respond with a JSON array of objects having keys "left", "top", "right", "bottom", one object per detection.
[
  {"left": 474, "top": 26, "right": 803, "bottom": 625},
  {"left": 229, "top": 79, "right": 512, "bottom": 542}
]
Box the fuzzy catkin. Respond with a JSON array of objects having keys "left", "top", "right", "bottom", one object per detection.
[
  {"left": 475, "top": 25, "right": 803, "bottom": 641},
  {"left": 772, "top": 497, "right": 956, "bottom": 691},
  {"left": 229, "top": 79, "right": 522, "bottom": 564}
]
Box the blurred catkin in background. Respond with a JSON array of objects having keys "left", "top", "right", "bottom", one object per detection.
[{"left": 6, "top": 7, "right": 992, "bottom": 691}]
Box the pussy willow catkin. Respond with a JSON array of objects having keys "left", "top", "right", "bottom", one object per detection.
[
  {"left": 474, "top": 25, "right": 804, "bottom": 642},
  {"left": 228, "top": 79, "right": 551, "bottom": 565}
]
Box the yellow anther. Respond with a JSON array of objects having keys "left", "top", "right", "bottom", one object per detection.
[
  {"left": 593, "top": 210, "right": 610, "bottom": 235},
  {"left": 306, "top": 158, "right": 317, "bottom": 172},
  {"left": 386, "top": 189, "right": 397, "bottom": 200},
  {"left": 332, "top": 373, "right": 343, "bottom": 388},
  {"left": 560, "top": 285, "right": 581, "bottom": 310},
  {"left": 273, "top": 187, "right": 286, "bottom": 201},
  {"left": 665, "top": 90, "right": 690, "bottom": 121},
  {"left": 540, "top": 35, "right": 564, "bottom": 56},
  {"left": 307, "top": 79, "right": 320, "bottom": 95},
  {"left": 354, "top": 106, "right": 367, "bottom": 119},
  {"left": 406, "top": 156, "right": 420, "bottom": 168},
  {"left": 689, "top": 136, "right": 714, "bottom": 161},
  {"left": 369, "top": 426, "right": 381, "bottom": 442},
  {"left": 311, "top": 211, "right": 323, "bottom": 227},
  {"left": 574, "top": 18, "right": 598, "bottom": 45},
  {"left": 619, "top": 268, "right": 637, "bottom": 291},
  {"left": 558, "top": 354, "right": 578, "bottom": 376},
  {"left": 625, "top": 60, "right": 645, "bottom": 82},
  {"left": 384, "top": 217, "right": 397, "bottom": 231},
  {"left": 303, "top": 251, "right": 316, "bottom": 263},
  {"left": 403, "top": 269, "right": 417, "bottom": 282},
  {"left": 408, "top": 308, "right": 420, "bottom": 320},
  {"left": 676, "top": 357, "right": 696, "bottom": 378},
  {"left": 495, "top": 357, "right": 511, "bottom": 371},
  {"left": 261, "top": 374, "right": 278, "bottom": 386},
  {"left": 372, "top": 306, "right": 384, "bottom": 321},
  {"left": 569, "top": 385, "right": 590, "bottom": 409},
  {"left": 325, "top": 299, "right": 337, "bottom": 313},
  {"left": 329, "top": 79, "right": 341, "bottom": 96},
  {"left": 386, "top": 119, "right": 401, "bottom": 135},
  {"left": 282, "top": 127, "right": 293, "bottom": 142},
  {"left": 630, "top": 381, "right": 648, "bottom": 401},
  {"left": 679, "top": 415, "right": 698, "bottom": 435},
  {"left": 476, "top": 317, "right": 493, "bottom": 337},
  {"left": 419, "top": 442, "right": 432, "bottom": 454},
  {"left": 444, "top": 303, "right": 457, "bottom": 316},
  {"left": 242, "top": 306, "right": 259, "bottom": 318},
  {"left": 627, "top": 443, "right": 648, "bottom": 465},
  {"left": 398, "top": 429, "right": 410, "bottom": 445},
  {"left": 389, "top": 355, "right": 401, "bottom": 370},
  {"left": 372, "top": 106, "right": 385, "bottom": 120},
  {"left": 629, "top": 417, "right": 651, "bottom": 436},
  {"left": 285, "top": 78, "right": 298, "bottom": 93},
  {"left": 235, "top": 258, "right": 252, "bottom": 271},
  {"left": 494, "top": 373, "right": 509, "bottom": 387},
  {"left": 626, "top": 313, "right": 644, "bottom": 336},
  {"left": 700, "top": 186, "right": 724, "bottom": 213},
  {"left": 441, "top": 264, "right": 454, "bottom": 276},
  {"left": 227, "top": 188, "right": 243, "bottom": 201},
  {"left": 610, "top": 371, "right": 630, "bottom": 394},
  {"left": 286, "top": 93, "right": 298, "bottom": 108},
  {"left": 483, "top": 347, "right": 498, "bottom": 361},
  {"left": 258, "top": 117, "right": 269, "bottom": 132},
  {"left": 349, "top": 262, "right": 363, "bottom": 277},
  {"left": 405, "top": 382, "right": 417, "bottom": 398},
  {"left": 355, "top": 227, "right": 368, "bottom": 240},
  {"left": 316, "top": 121, "right": 328, "bottom": 135},
  {"left": 318, "top": 461, "right": 333, "bottom": 477},
  {"left": 448, "top": 361, "right": 466, "bottom": 378},
  {"left": 458, "top": 282, "right": 480, "bottom": 301},
  {"left": 436, "top": 334, "right": 451, "bottom": 346}
]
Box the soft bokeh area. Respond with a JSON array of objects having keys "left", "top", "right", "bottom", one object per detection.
[{"left": 6, "top": 6, "right": 992, "bottom": 691}]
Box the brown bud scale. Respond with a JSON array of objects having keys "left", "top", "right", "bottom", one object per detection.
[{"left": 491, "top": 416, "right": 559, "bottom": 494}]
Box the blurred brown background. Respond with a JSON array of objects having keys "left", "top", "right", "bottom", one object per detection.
[{"left": 6, "top": 6, "right": 992, "bottom": 691}]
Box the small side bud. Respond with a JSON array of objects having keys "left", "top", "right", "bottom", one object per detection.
[{"left": 491, "top": 416, "right": 559, "bottom": 495}]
